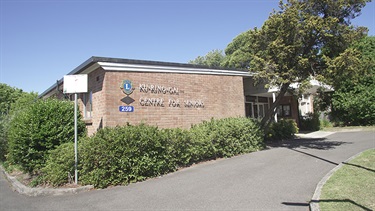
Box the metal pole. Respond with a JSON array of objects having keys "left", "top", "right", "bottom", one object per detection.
[
  {"left": 273, "top": 92, "right": 277, "bottom": 123},
  {"left": 74, "top": 93, "right": 78, "bottom": 184}
]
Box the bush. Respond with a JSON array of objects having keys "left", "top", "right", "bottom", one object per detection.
[
  {"left": 7, "top": 99, "right": 86, "bottom": 173},
  {"left": 0, "top": 116, "right": 8, "bottom": 161},
  {"left": 299, "top": 112, "right": 320, "bottom": 131},
  {"left": 65, "top": 117, "right": 265, "bottom": 188},
  {"left": 266, "top": 119, "right": 299, "bottom": 141},
  {"left": 189, "top": 117, "right": 264, "bottom": 160},
  {"left": 0, "top": 91, "right": 37, "bottom": 162},
  {"left": 41, "top": 142, "right": 76, "bottom": 186},
  {"left": 79, "top": 124, "right": 174, "bottom": 188},
  {"left": 162, "top": 128, "right": 192, "bottom": 167}
]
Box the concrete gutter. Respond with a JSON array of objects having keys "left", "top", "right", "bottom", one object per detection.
[
  {"left": 309, "top": 150, "right": 369, "bottom": 211},
  {"left": 0, "top": 165, "right": 94, "bottom": 197}
]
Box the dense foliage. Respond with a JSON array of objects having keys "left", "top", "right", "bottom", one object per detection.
[
  {"left": 265, "top": 119, "right": 299, "bottom": 141},
  {"left": 43, "top": 117, "right": 264, "bottom": 188},
  {"left": 79, "top": 124, "right": 173, "bottom": 188},
  {"left": 0, "top": 84, "right": 37, "bottom": 161},
  {"left": 223, "top": 0, "right": 370, "bottom": 128},
  {"left": 7, "top": 98, "right": 86, "bottom": 173},
  {"left": 188, "top": 49, "right": 226, "bottom": 68},
  {"left": 299, "top": 112, "right": 320, "bottom": 131},
  {"left": 188, "top": 117, "right": 264, "bottom": 161},
  {"left": 0, "top": 83, "right": 24, "bottom": 115},
  {"left": 42, "top": 142, "right": 76, "bottom": 186},
  {"left": 329, "top": 36, "right": 375, "bottom": 125}
]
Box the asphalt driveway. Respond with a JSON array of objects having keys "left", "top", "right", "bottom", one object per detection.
[{"left": 1, "top": 131, "right": 374, "bottom": 210}]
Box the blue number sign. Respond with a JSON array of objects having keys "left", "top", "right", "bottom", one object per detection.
[{"left": 119, "top": 106, "right": 134, "bottom": 112}]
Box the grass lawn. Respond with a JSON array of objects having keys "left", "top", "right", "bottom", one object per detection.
[{"left": 319, "top": 149, "right": 375, "bottom": 211}]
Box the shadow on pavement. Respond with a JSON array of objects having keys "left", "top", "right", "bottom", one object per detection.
[
  {"left": 281, "top": 202, "right": 309, "bottom": 207},
  {"left": 267, "top": 137, "right": 352, "bottom": 150},
  {"left": 289, "top": 149, "right": 339, "bottom": 165},
  {"left": 267, "top": 137, "right": 353, "bottom": 166}
]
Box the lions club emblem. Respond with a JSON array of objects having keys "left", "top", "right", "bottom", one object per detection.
[{"left": 121, "top": 80, "right": 134, "bottom": 95}]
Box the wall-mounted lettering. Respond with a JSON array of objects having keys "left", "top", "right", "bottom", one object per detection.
[
  {"left": 135, "top": 82, "right": 204, "bottom": 109},
  {"left": 139, "top": 84, "right": 179, "bottom": 95},
  {"left": 184, "top": 100, "right": 204, "bottom": 108},
  {"left": 139, "top": 97, "right": 165, "bottom": 107},
  {"left": 168, "top": 99, "right": 180, "bottom": 107}
]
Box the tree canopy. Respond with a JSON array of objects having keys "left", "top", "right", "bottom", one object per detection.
[
  {"left": 188, "top": 49, "right": 226, "bottom": 68},
  {"left": 329, "top": 36, "right": 375, "bottom": 125},
  {"left": 0, "top": 83, "right": 24, "bottom": 115},
  {"left": 224, "top": 0, "right": 370, "bottom": 127}
]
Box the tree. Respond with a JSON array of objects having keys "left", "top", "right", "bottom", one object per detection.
[
  {"left": 224, "top": 0, "right": 370, "bottom": 128},
  {"left": 0, "top": 83, "right": 23, "bottom": 115},
  {"left": 329, "top": 36, "right": 375, "bottom": 125},
  {"left": 188, "top": 49, "right": 226, "bottom": 67},
  {"left": 222, "top": 29, "right": 256, "bottom": 69}
]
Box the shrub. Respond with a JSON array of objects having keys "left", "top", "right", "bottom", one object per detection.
[
  {"left": 320, "top": 119, "right": 333, "bottom": 128},
  {"left": 79, "top": 124, "right": 175, "bottom": 188},
  {"left": 0, "top": 116, "right": 8, "bottom": 161},
  {"left": 299, "top": 112, "right": 320, "bottom": 131},
  {"left": 7, "top": 99, "right": 86, "bottom": 173},
  {"left": 162, "top": 128, "right": 192, "bottom": 167},
  {"left": 266, "top": 119, "right": 299, "bottom": 141},
  {"left": 41, "top": 142, "right": 76, "bottom": 186},
  {"left": 74, "top": 117, "right": 264, "bottom": 188},
  {"left": 190, "top": 117, "right": 264, "bottom": 160}
]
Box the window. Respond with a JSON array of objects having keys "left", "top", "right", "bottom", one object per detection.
[
  {"left": 258, "top": 97, "right": 268, "bottom": 103},
  {"left": 245, "top": 95, "right": 269, "bottom": 119},
  {"left": 245, "top": 103, "right": 253, "bottom": 118},
  {"left": 246, "top": 96, "right": 256, "bottom": 102},
  {"left": 83, "top": 91, "right": 92, "bottom": 119},
  {"left": 277, "top": 104, "right": 291, "bottom": 117}
]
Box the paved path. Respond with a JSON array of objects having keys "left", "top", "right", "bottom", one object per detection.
[{"left": 1, "top": 131, "right": 374, "bottom": 210}]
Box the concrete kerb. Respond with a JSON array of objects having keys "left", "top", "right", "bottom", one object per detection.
[
  {"left": 309, "top": 150, "right": 370, "bottom": 211},
  {"left": 0, "top": 165, "right": 94, "bottom": 197}
]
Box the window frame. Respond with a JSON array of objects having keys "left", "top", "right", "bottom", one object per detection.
[{"left": 277, "top": 104, "right": 292, "bottom": 117}]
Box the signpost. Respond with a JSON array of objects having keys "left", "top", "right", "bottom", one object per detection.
[{"left": 63, "top": 74, "right": 88, "bottom": 185}]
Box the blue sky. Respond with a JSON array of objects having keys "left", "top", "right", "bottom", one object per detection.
[{"left": 1, "top": 0, "right": 374, "bottom": 94}]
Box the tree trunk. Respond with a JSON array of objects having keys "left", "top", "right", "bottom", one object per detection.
[{"left": 260, "top": 83, "right": 290, "bottom": 129}]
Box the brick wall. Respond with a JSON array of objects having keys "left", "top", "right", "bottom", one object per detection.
[{"left": 85, "top": 69, "right": 245, "bottom": 135}]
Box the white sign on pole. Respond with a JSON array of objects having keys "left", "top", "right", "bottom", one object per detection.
[
  {"left": 63, "top": 74, "right": 88, "bottom": 94},
  {"left": 63, "top": 74, "right": 88, "bottom": 185}
]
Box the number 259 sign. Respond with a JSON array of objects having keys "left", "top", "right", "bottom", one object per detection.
[{"left": 119, "top": 106, "right": 134, "bottom": 112}]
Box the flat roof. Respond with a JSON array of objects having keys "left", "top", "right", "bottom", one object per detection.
[{"left": 39, "top": 56, "right": 251, "bottom": 98}]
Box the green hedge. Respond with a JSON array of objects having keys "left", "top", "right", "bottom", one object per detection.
[
  {"left": 299, "top": 112, "right": 320, "bottom": 131},
  {"left": 42, "top": 117, "right": 264, "bottom": 188},
  {"left": 7, "top": 99, "right": 86, "bottom": 173},
  {"left": 79, "top": 124, "right": 174, "bottom": 188},
  {"left": 265, "top": 119, "right": 299, "bottom": 141},
  {"left": 42, "top": 142, "right": 76, "bottom": 186},
  {"left": 189, "top": 117, "right": 264, "bottom": 161}
]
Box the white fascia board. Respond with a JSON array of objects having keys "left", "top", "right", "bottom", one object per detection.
[
  {"left": 80, "top": 63, "right": 101, "bottom": 74},
  {"left": 97, "top": 62, "right": 252, "bottom": 77}
]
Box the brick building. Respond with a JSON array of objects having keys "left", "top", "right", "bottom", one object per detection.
[{"left": 40, "top": 56, "right": 303, "bottom": 135}]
